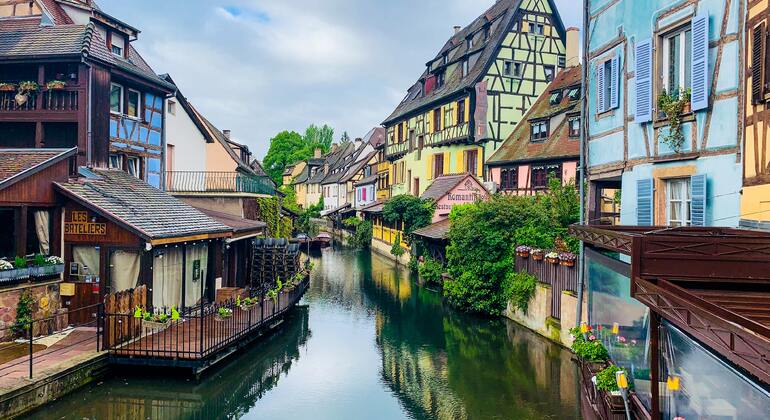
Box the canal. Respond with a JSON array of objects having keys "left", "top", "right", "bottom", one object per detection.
[{"left": 28, "top": 248, "right": 582, "bottom": 419}]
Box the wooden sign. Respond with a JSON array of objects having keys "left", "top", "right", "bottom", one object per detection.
[
  {"left": 65, "top": 211, "right": 107, "bottom": 236},
  {"left": 60, "top": 283, "right": 75, "bottom": 296}
]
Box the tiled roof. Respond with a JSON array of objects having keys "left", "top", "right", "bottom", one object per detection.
[
  {"left": 359, "top": 200, "right": 384, "bottom": 214},
  {"left": 0, "top": 23, "right": 91, "bottom": 57},
  {"left": 292, "top": 165, "right": 310, "bottom": 184},
  {"left": 354, "top": 173, "right": 378, "bottom": 187},
  {"left": 87, "top": 28, "right": 175, "bottom": 90},
  {"left": 340, "top": 150, "right": 377, "bottom": 183},
  {"left": 421, "top": 173, "right": 475, "bottom": 201},
  {"left": 39, "top": 0, "right": 74, "bottom": 25},
  {"left": 195, "top": 208, "right": 266, "bottom": 235},
  {"left": 0, "top": 148, "right": 75, "bottom": 189},
  {"left": 363, "top": 127, "right": 386, "bottom": 148},
  {"left": 487, "top": 66, "right": 582, "bottom": 165},
  {"left": 384, "top": 0, "right": 565, "bottom": 125},
  {"left": 413, "top": 219, "right": 451, "bottom": 240},
  {"left": 55, "top": 169, "right": 231, "bottom": 241}
]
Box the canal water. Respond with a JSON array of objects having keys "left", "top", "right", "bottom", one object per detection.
[{"left": 28, "top": 248, "right": 582, "bottom": 419}]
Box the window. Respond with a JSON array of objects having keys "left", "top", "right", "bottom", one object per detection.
[
  {"left": 168, "top": 99, "right": 177, "bottom": 116},
  {"left": 396, "top": 123, "right": 403, "bottom": 143},
  {"left": 457, "top": 99, "right": 466, "bottom": 124},
  {"left": 567, "top": 87, "right": 581, "bottom": 101},
  {"left": 544, "top": 65, "right": 555, "bottom": 82},
  {"left": 549, "top": 90, "right": 563, "bottom": 105},
  {"left": 537, "top": 24, "right": 545, "bottom": 35},
  {"left": 662, "top": 25, "right": 692, "bottom": 95},
  {"left": 568, "top": 116, "right": 580, "bottom": 138},
  {"left": 127, "top": 89, "right": 141, "bottom": 119},
  {"left": 444, "top": 107, "right": 453, "bottom": 128},
  {"left": 437, "top": 71, "right": 445, "bottom": 88},
  {"left": 603, "top": 60, "right": 613, "bottom": 111},
  {"left": 666, "top": 178, "right": 691, "bottom": 227},
  {"left": 109, "top": 154, "right": 123, "bottom": 170},
  {"left": 462, "top": 60, "right": 469, "bottom": 77},
  {"left": 110, "top": 33, "right": 125, "bottom": 57},
  {"left": 467, "top": 38, "right": 474, "bottom": 49},
  {"left": 433, "top": 154, "right": 444, "bottom": 178},
  {"left": 503, "top": 60, "right": 513, "bottom": 76},
  {"left": 464, "top": 149, "right": 478, "bottom": 175},
  {"left": 442, "top": 54, "right": 448, "bottom": 65},
  {"left": 532, "top": 163, "right": 561, "bottom": 188},
  {"left": 110, "top": 83, "right": 123, "bottom": 114},
  {"left": 558, "top": 56, "right": 566, "bottom": 68},
  {"left": 530, "top": 120, "right": 549, "bottom": 142},
  {"left": 500, "top": 167, "right": 518, "bottom": 191},
  {"left": 433, "top": 108, "right": 441, "bottom": 132},
  {"left": 127, "top": 156, "right": 141, "bottom": 179}
]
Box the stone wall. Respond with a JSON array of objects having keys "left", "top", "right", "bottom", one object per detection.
[
  {"left": 0, "top": 281, "right": 63, "bottom": 341},
  {"left": 504, "top": 282, "right": 586, "bottom": 349},
  {"left": 370, "top": 238, "right": 411, "bottom": 266}
]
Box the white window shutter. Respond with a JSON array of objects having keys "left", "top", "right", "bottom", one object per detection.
[
  {"left": 597, "top": 63, "right": 606, "bottom": 114},
  {"left": 635, "top": 38, "right": 653, "bottom": 123},
  {"left": 610, "top": 56, "right": 620, "bottom": 109},
  {"left": 691, "top": 15, "right": 710, "bottom": 111}
]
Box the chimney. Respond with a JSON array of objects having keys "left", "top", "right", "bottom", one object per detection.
[
  {"left": 223, "top": 129, "right": 231, "bottom": 140},
  {"left": 453, "top": 25, "right": 462, "bottom": 35},
  {"left": 314, "top": 148, "right": 322, "bottom": 158},
  {"left": 331, "top": 143, "right": 338, "bottom": 153},
  {"left": 565, "top": 27, "right": 580, "bottom": 68},
  {"left": 354, "top": 137, "right": 363, "bottom": 150}
]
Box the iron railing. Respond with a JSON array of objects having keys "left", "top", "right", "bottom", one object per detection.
[
  {"left": 165, "top": 171, "right": 274, "bottom": 195},
  {"left": 104, "top": 276, "right": 309, "bottom": 361}
]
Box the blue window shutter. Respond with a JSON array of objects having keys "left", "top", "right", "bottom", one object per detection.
[
  {"left": 635, "top": 38, "right": 653, "bottom": 123},
  {"left": 597, "top": 63, "right": 606, "bottom": 113},
  {"left": 690, "top": 174, "right": 707, "bottom": 226},
  {"left": 637, "top": 179, "right": 654, "bottom": 226},
  {"left": 610, "top": 56, "right": 620, "bottom": 109},
  {"left": 691, "top": 15, "right": 710, "bottom": 111}
]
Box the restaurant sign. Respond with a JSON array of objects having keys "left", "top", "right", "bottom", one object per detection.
[{"left": 65, "top": 211, "right": 107, "bottom": 236}]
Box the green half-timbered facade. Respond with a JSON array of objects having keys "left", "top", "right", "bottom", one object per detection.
[{"left": 382, "top": 0, "right": 567, "bottom": 197}]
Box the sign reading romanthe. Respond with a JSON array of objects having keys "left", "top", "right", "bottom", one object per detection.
[{"left": 65, "top": 211, "right": 107, "bottom": 236}]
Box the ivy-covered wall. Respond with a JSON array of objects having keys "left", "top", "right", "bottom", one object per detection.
[{"left": 254, "top": 197, "right": 293, "bottom": 239}]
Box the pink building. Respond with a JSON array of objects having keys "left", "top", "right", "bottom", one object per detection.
[
  {"left": 420, "top": 173, "right": 490, "bottom": 223},
  {"left": 486, "top": 66, "right": 582, "bottom": 194}
]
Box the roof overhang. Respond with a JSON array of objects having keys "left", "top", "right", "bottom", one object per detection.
[{"left": 0, "top": 147, "right": 76, "bottom": 191}]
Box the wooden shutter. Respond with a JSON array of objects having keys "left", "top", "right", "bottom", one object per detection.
[
  {"left": 456, "top": 151, "right": 465, "bottom": 174},
  {"left": 691, "top": 14, "right": 709, "bottom": 111},
  {"left": 610, "top": 56, "right": 619, "bottom": 109},
  {"left": 476, "top": 147, "right": 483, "bottom": 177},
  {"left": 635, "top": 38, "right": 653, "bottom": 123},
  {"left": 597, "top": 63, "right": 606, "bottom": 114},
  {"left": 465, "top": 97, "right": 470, "bottom": 123},
  {"left": 690, "top": 174, "right": 707, "bottom": 226},
  {"left": 636, "top": 178, "right": 654, "bottom": 226},
  {"left": 428, "top": 155, "right": 434, "bottom": 180},
  {"left": 443, "top": 153, "right": 450, "bottom": 175},
  {"left": 752, "top": 23, "right": 766, "bottom": 104}
]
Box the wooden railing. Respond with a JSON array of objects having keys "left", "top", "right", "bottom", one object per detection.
[
  {"left": 515, "top": 254, "right": 578, "bottom": 319},
  {"left": 42, "top": 89, "right": 79, "bottom": 111},
  {"left": 385, "top": 140, "right": 409, "bottom": 158},
  {"left": 424, "top": 122, "right": 469, "bottom": 147},
  {"left": 0, "top": 88, "right": 80, "bottom": 112},
  {"left": 0, "top": 91, "right": 37, "bottom": 111},
  {"left": 373, "top": 225, "right": 410, "bottom": 250}
]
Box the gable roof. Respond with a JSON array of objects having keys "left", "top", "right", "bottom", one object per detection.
[
  {"left": 55, "top": 169, "right": 231, "bottom": 242},
  {"left": 340, "top": 150, "right": 377, "bottom": 183},
  {"left": 383, "top": 0, "right": 566, "bottom": 125},
  {"left": 487, "top": 65, "right": 581, "bottom": 165},
  {"left": 0, "top": 148, "right": 76, "bottom": 190},
  {"left": 420, "top": 173, "right": 486, "bottom": 201}
]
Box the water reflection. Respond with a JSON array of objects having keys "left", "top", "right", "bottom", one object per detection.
[{"left": 28, "top": 248, "right": 581, "bottom": 420}]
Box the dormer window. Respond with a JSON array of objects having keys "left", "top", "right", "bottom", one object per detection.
[
  {"left": 568, "top": 116, "right": 581, "bottom": 138},
  {"left": 467, "top": 37, "right": 474, "bottom": 49},
  {"left": 567, "top": 87, "right": 581, "bottom": 101},
  {"left": 549, "top": 91, "right": 563, "bottom": 106},
  {"left": 437, "top": 71, "right": 445, "bottom": 88},
  {"left": 110, "top": 33, "right": 125, "bottom": 57},
  {"left": 530, "top": 120, "right": 549, "bottom": 142},
  {"left": 462, "top": 60, "right": 469, "bottom": 77},
  {"left": 442, "top": 54, "right": 448, "bottom": 65}
]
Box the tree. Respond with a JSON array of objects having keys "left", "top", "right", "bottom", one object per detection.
[
  {"left": 382, "top": 195, "right": 436, "bottom": 240},
  {"left": 303, "top": 124, "right": 334, "bottom": 153},
  {"left": 340, "top": 131, "right": 350, "bottom": 143},
  {"left": 262, "top": 131, "right": 305, "bottom": 185}
]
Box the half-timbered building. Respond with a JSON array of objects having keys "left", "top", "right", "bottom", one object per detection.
[{"left": 382, "top": 0, "right": 567, "bottom": 197}]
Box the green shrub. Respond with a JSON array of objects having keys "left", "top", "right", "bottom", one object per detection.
[
  {"left": 596, "top": 365, "right": 622, "bottom": 392},
  {"left": 383, "top": 195, "right": 435, "bottom": 241},
  {"left": 13, "top": 292, "right": 34, "bottom": 337},
  {"left": 348, "top": 220, "right": 372, "bottom": 249},
  {"left": 390, "top": 233, "right": 405, "bottom": 258},
  {"left": 418, "top": 258, "right": 445, "bottom": 286},
  {"left": 572, "top": 338, "right": 610, "bottom": 362},
  {"left": 407, "top": 255, "right": 419, "bottom": 272},
  {"left": 507, "top": 272, "right": 537, "bottom": 313},
  {"left": 13, "top": 256, "right": 27, "bottom": 268},
  {"left": 342, "top": 217, "right": 361, "bottom": 228}
]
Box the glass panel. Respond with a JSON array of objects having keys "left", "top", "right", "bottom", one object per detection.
[
  {"left": 72, "top": 245, "right": 100, "bottom": 282},
  {"left": 669, "top": 33, "right": 681, "bottom": 93},
  {"left": 127, "top": 90, "right": 139, "bottom": 118},
  {"left": 660, "top": 322, "right": 770, "bottom": 419},
  {"left": 685, "top": 29, "right": 692, "bottom": 91},
  {"left": 586, "top": 250, "right": 652, "bottom": 409},
  {"left": 110, "top": 85, "right": 122, "bottom": 113}
]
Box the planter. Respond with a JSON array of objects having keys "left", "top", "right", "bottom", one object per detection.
[
  {"left": 215, "top": 314, "right": 233, "bottom": 322},
  {"left": 682, "top": 102, "right": 692, "bottom": 114},
  {"left": 0, "top": 268, "right": 30, "bottom": 282},
  {"left": 142, "top": 319, "right": 169, "bottom": 332},
  {"left": 47, "top": 82, "right": 66, "bottom": 90},
  {"left": 532, "top": 254, "right": 544, "bottom": 261},
  {"left": 603, "top": 391, "right": 626, "bottom": 413},
  {"left": 240, "top": 304, "right": 257, "bottom": 311},
  {"left": 560, "top": 260, "right": 575, "bottom": 267},
  {"left": 29, "top": 264, "right": 65, "bottom": 278},
  {"left": 517, "top": 251, "right": 530, "bottom": 258},
  {"left": 545, "top": 257, "right": 559, "bottom": 264},
  {"left": 0, "top": 85, "right": 16, "bottom": 92}
]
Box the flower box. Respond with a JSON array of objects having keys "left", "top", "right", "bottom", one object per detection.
[
  {"left": 142, "top": 319, "right": 169, "bottom": 333},
  {"left": 0, "top": 84, "right": 16, "bottom": 92},
  {"left": 532, "top": 253, "right": 544, "bottom": 261},
  {"left": 240, "top": 303, "right": 257, "bottom": 311},
  {"left": 560, "top": 259, "right": 575, "bottom": 267},
  {"left": 215, "top": 314, "right": 233, "bottom": 322},
  {"left": 29, "top": 264, "right": 65, "bottom": 278},
  {"left": 0, "top": 268, "right": 30, "bottom": 282},
  {"left": 603, "top": 390, "right": 626, "bottom": 413},
  {"left": 517, "top": 251, "right": 530, "bottom": 258},
  {"left": 46, "top": 81, "right": 66, "bottom": 90},
  {"left": 545, "top": 257, "right": 559, "bottom": 264}
]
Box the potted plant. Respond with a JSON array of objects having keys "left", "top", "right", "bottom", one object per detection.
[
  {"left": 239, "top": 296, "right": 257, "bottom": 311},
  {"left": 570, "top": 326, "right": 609, "bottom": 377},
  {"left": 595, "top": 365, "right": 626, "bottom": 412},
  {"left": 515, "top": 245, "right": 531, "bottom": 258},
  {"left": 46, "top": 80, "right": 66, "bottom": 90},
  {"left": 657, "top": 88, "right": 691, "bottom": 152},
  {"left": 545, "top": 251, "right": 559, "bottom": 264},
  {"left": 134, "top": 306, "right": 172, "bottom": 332},
  {"left": 531, "top": 248, "right": 544, "bottom": 261},
  {"left": 215, "top": 307, "right": 233, "bottom": 321},
  {"left": 29, "top": 254, "right": 65, "bottom": 277},
  {"left": 559, "top": 252, "right": 576, "bottom": 267},
  {"left": 15, "top": 81, "right": 39, "bottom": 106},
  {"left": 0, "top": 82, "right": 16, "bottom": 92},
  {"left": 0, "top": 257, "right": 31, "bottom": 283}
]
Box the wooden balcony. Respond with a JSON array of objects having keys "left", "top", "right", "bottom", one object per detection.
[
  {"left": 424, "top": 122, "right": 470, "bottom": 147},
  {"left": 0, "top": 88, "right": 82, "bottom": 122},
  {"left": 385, "top": 140, "right": 409, "bottom": 159}
]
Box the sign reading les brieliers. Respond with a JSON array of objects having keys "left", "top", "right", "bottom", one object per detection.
[{"left": 65, "top": 211, "right": 107, "bottom": 236}]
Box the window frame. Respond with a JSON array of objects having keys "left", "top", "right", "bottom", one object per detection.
[
  {"left": 126, "top": 88, "right": 141, "bottom": 120},
  {"left": 110, "top": 83, "right": 123, "bottom": 115},
  {"left": 444, "top": 107, "right": 454, "bottom": 128},
  {"left": 530, "top": 120, "right": 549, "bottom": 143},
  {"left": 661, "top": 23, "right": 693, "bottom": 97},
  {"left": 462, "top": 59, "right": 469, "bottom": 77},
  {"left": 500, "top": 167, "right": 519, "bottom": 191},
  {"left": 126, "top": 156, "right": 141, "bottom": 179},
  {"left": 464, "top": 149, "right": 478, "bottom": 175},
  {"left": 433, "top": 154, "right": 444, "bottom": 178},
  {"left": 568, "top": 116, "right": 581, "bottom": 138},
  {"left": 544, "top": 65, "right": 555, "bottom": 82},
  {"left": 109, "top": 154, "right": 124, "bottom": 170},
  {"left": 666, "top": 177, "right": 692, "bottom": 227},
  {"left": 457, "top": 99, "right": 466, "bottom": 124}
]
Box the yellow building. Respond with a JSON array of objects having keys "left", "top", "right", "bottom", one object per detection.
[
  {"left": 382, "top": 0, "right": 567, "bottom": 197},
  {"left": 743, "top": 1, "right": 770, "bottom": 230}
]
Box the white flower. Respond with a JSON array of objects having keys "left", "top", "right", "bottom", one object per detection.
[
  {"left": 0, "top": 259, "right": 13, "bottom": 270},
  {"left": 45, "top": 256, "right": 64, "bottom": 265}
]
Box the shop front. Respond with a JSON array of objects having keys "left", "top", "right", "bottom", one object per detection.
[{"left": 55, "top": 169, "right": 231, "bottom": 319}]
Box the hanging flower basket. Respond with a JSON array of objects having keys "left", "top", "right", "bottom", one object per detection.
[
  {"left": 239, "top": 297, "right": 258, "bottom": 311},
  {"left": 215, "top": 307, "right": 233, "bottom": 321},
  {"left": 0, "top": 83, "right": 16, "bottom": 92},
  {"left": 531, "top": 249, "right": 544, "bottom": 261},
  {"left": 559, "top": 252, "right": 576, "bottom": 267},
  {"left": 545, "top": 252, "right": 559, "bottom": 264},
  {"left": 515, "top": 245, "right": 531, "bottom": 258},
  {"left": 46, "top": 80, "right": 66, "bottom": 90}
]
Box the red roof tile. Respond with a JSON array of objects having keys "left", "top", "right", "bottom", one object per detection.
[{"left": 0, "top": 148, "right": 74, "bottom": 189}]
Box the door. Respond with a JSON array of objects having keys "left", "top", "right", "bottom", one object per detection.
[{"left": 63, "top": 245, "right": 103, "bottom": 325}]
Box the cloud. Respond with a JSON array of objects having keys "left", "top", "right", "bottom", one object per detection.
[{"left": 99, "top": 0, "right": 583, "bottom": 158}]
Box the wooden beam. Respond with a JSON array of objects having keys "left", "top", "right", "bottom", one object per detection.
[{"left": 150, "top": 232, "right": 230, "bottom": 246}]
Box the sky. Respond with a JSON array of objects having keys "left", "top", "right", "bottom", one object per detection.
[{"left": 100, "top": 0, "right": 583, "bottom": 160}]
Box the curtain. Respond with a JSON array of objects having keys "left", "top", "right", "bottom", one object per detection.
[
  {"left": 110, "top": 250, "right": 140, "bottom": 293},
  {"left": 152, "top": 247, "right": 183, "bottom": 309},
  {"left": 184, "top": 243, "right": 209, "bottom": 307},
  {"left": 34, "top": 210, "right": 50, "bottom": 255},
  {"left": 72, "top": 246, "right": 100, "bottom": 279}
]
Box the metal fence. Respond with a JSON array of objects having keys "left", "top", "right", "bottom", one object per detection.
[
  {"left": 104, "top": 276, "right": 309, "bottom": 361},
  {"left": 515, "top": 255, "right": 578, "bottom": 320},
  {"left": 165, "top": 171, "right": 274, "bottom": 195}
]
